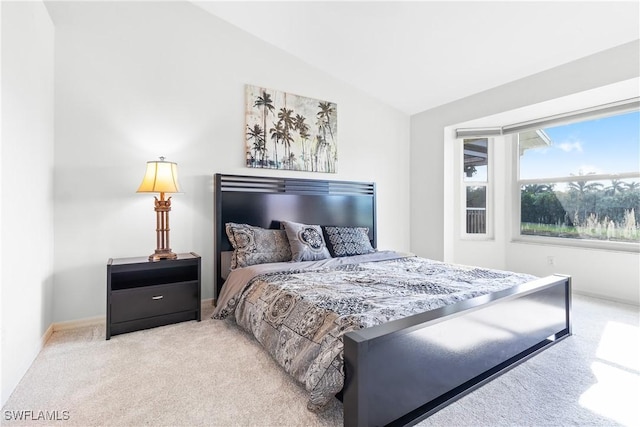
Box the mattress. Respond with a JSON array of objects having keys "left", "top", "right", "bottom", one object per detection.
[{"left": 212, "top": 251, "right": 537, "bottom": 410}]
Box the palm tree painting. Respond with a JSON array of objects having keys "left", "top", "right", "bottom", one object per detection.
[{"left": 245, "top": 84, "right": 337, "bottom": 173}]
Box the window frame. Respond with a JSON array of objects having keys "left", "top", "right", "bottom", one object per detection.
[
  {"left": 461, "top": 137, "right": 493, "bottom": 240},
  {"left": 512, "top": 113, "right": 640, "bottom": 253}
]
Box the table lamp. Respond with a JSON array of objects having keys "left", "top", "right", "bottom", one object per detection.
[{"left": 137, "top": 156, "right": 181, "bottom": 261}]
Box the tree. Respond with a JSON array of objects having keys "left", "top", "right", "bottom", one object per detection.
[
  {"left": 568, "top": 172, "right": 604, "bottom": 223},
  {"left": 312, "top": 135, "right": 326, "bottom": 172},
  {"left": 285, "top": 152, "right": 297, "bottom": 170},
  {"left": 253, "top": 91, "right": 275, "bottom": 165},
  {"left": 316, "top": 102, "right": 336, "bottom": 172},
  {"left": 534, "top": 191, "right": 567, "bottom": 224},
  {"left": 269, "top": 121, "right": 285, "bottom": 168},
  {"left": 294, "top": 114, "right": 311, "bottom": 170},
  {"left": 605, "top": 179, "right": 625, "bottom": 196},
  {"left": 246, "top": 124, "right": 266, "bottom": 166},
  {"left": 625, "top": 181, "right": 640, "bottom": 191},
  {"left": 277, "top": 108, "right": 295, "bottom": 168},
  {"left": 568, "top": 179, "right": 603, "bottom": 195},
  {"left": 521, "top": 185, "right": 566, "bottom": 225}
]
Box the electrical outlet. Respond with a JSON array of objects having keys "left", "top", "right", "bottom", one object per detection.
[{"left": 547, "top": 256, "right": 555, "bottom": 266}]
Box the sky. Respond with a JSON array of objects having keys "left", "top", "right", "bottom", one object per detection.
[{"left": 520, "top": 111, "right": 640, "bottom": 181}]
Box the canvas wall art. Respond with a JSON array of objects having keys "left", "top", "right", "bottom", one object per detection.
[{"left": 245, "top": 85, "right": 337, "bottom": 173}]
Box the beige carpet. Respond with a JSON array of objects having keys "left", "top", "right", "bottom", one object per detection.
[{"left": 2, "top": 294, "right": 638, "bottom": 426}]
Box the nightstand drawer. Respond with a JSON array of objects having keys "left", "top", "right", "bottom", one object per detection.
[{"left": 111, "top": 282, "right": 198, "bottom": 323}]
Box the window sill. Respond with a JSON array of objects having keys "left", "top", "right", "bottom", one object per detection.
[
  {"left": 511, "top": 235, "right": 640, "bottom": 253},
  {"left": 461, "top": 235, "right": 495, "bottom": 242}
]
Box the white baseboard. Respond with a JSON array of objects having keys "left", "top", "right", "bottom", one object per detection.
[
  {"left": 42, "top": 322, "right": 54, "bottom": 345},
  {"left": 53, "top": 316, "right": 105, "bottom": 332},
  {"left": 573, "top": 290, "right": 639, "bottom": 307}
]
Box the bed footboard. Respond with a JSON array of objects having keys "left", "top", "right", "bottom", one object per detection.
[{"left": 343, "top": 274, "right": 571, "bottom": 427}]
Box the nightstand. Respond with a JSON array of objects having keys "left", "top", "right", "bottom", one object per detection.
[{"left": 106, "top": 252, "right": 201, "bottom": 340}]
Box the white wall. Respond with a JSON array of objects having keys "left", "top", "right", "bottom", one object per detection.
[
  {"left": 1, "top": 0, "right": 4, "bottom": 407},
  {"left": 411, "top": 40, "right": 640, "bottom": 262},
  {"left": 0, "top": 1, "right": 55, "bottom": 406},
  {"left": 46, "top": 1, "right": 410, "bottom": 322},
  {"left": 411, "top": 41, "right": 640, "bottom": 304}
]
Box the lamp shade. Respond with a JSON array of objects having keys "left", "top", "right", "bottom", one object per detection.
[{"left": 137, "top": 157, "right": 181, "bottom": 194}]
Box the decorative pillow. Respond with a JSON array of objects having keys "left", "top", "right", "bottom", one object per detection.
[
  {"left": 323, "top": 226, "right": 376, "bottom": 257},
  {"left": 281, "top": 221, "right": 332, "bottom": 262},
  {"left": 225, "top": 223, "right": 291, "bottom": 269}
]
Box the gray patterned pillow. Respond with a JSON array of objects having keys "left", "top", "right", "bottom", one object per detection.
[
  {"left": 323, "top": 226, "right": 376, "bottom": 257},
  {"left": 281, "top": 221, "right": 331, "bottom": 262},
  {"left": 225, "top": 223, "right": 292, "bottom": 269}
]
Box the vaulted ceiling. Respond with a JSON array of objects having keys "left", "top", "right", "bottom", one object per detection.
[{"left": 195, "top": 1, "right": 640, "bottom": 115}]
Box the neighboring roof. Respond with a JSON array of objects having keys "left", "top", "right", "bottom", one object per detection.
[
  {"left": 463, "top": 131, "right": 552, "bottom": 172},
  {"left": 519, "top": 130, "right": 553, "bottom": 155},
  {"left": 463, "top": 139, "right": 488, "bottom": 168}
]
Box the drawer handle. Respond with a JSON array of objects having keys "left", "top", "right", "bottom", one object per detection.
[{"left": 152, "top": 295, "right": 164, "bottom": 300}]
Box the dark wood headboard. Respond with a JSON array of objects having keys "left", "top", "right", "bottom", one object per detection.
[{"left": 214, "top": 173, "right": 377, "bottom": 299}]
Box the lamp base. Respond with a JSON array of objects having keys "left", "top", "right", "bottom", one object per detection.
[
  {"left": 149, "top": 250, "right": 178, "bottom": 261},
  {"left": 148, "top": 193, "right": 177, "bottom": 262}
]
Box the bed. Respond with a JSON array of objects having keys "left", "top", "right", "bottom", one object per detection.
[{"left": 212, "top": 173, "right": 572, "bottom": 427}]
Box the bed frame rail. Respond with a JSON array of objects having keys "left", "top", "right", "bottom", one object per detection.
[{"left": 343, "top": 274, "right": 572, "bottom": 427}]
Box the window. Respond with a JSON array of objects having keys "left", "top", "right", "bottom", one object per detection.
[
  {"left": 517, "top": 110, "right": 640, "bottom": 246},
  {"left": 463, "top": 138, "right": 489, "bottom": 235}
]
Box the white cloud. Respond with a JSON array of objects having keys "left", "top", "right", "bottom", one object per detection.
[{"left": 557, "top": 140, "right": 583, "bottom": 152}]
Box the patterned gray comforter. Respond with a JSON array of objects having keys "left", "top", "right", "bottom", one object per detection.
[{"left": 212, "top": 252, "right": 537, "bottom": 411}]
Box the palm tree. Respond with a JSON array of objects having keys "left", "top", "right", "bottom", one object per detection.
[
  {"left": 285, "top": 152, "right": 297, "bottom": 170},
  {"left": 624, "top": 181, "right": 640, "bottom": 191},
  {"left": 294, "top": 114, "right": 310, "bottom": 170},
  {"left": 269, "top": 121, "right": 285, "bottom": 168},
  {"left": 568, "top": 172, "right": 604, "bottom": 224},
  {"left": 312, "top": 135, "right": 324, "bottom": 172},
  {"left": 605, "top": 179, "right": 625, "bottom": 196},
  {"left": 246, "top": 124, "right": 266, "bottom": 166},
  {"left": 277, "top": 108, "right": 295, "bottom": 168},
  {"left": 283, "top": 132, "right": 295, "bottom": 169},
  {"left": 568, "top": 172, "right": 603, "bottom": 195},
  {"left": 253, "top": 91, "right": 275, "bottom": 161},
  {"left": 568, "top": 180, "right": 603, "bottom": 195},
  {"left": 317, "top": 102, "right": 336, "bottom": 144},
  {"left": 316, "top": 102, "right": 336, "bottom": 172}
]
